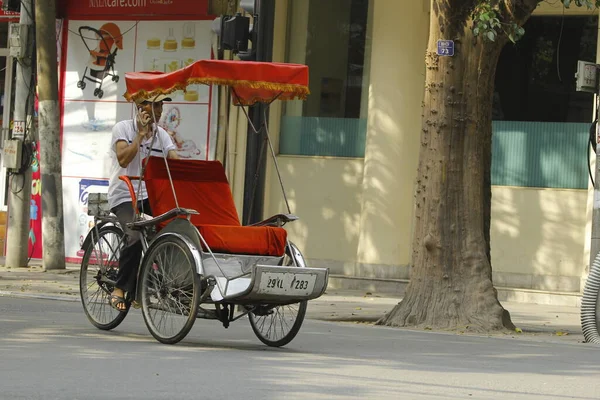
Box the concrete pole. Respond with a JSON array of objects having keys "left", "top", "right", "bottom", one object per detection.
[
  {"left": 5, "top": 0, "right": 33, "bottom": 268},
  {"left": 35, "top": 0, "right": 65, "bottom": 270},
  {"left": 589, "top": 124, "right": 600, "bottom": 268}
]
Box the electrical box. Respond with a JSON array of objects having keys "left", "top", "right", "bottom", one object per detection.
[
  {"left": 8, "top": 23, "right": 28, "bottom": 59},
  {"left": 575, "top": 60, "right": 599, "bottom": 93},
  {"left": 3, "top": 139, "right": 22, "bottom": 169},
  {"left": 220, "top": 13, "right": 250, "bottom": 53}
]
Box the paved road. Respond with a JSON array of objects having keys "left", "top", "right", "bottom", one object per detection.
[{"left": 1, "top": 297, "right": 599, "bottom": 400}]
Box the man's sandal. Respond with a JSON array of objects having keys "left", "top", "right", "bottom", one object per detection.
[{"left": 108, "top": 295, "right": 128, "bottom": 312}]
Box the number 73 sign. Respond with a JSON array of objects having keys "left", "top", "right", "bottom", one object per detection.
[{"left": 437, "top": 40, "right": 455, "bottom": 57}]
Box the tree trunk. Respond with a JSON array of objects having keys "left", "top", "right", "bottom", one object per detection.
[{"left": 378, "top": 2, "right": 517, "bottom": 332}]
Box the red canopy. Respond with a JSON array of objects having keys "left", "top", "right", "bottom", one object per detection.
[{"left": 124, "top": 59, "right": 309, "bottom": 106}]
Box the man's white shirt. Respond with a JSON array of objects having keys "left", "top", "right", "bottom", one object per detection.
[{"left": 108, "top": 119, "right": 176, "bottom": 209}]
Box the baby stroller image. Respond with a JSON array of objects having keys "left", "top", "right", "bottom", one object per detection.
[{"left": 77, "top": 23, "right": 123, "bottom": 99}]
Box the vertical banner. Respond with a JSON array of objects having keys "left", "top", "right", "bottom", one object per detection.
[
  {"left": 61, "top": 18, "right": 215, "bottom": 261},
  {"left": 28, "top": 144, "right": 42, "bottom": 259}
]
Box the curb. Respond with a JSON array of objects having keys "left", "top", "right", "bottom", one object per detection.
[
  {"left": 311, "top": 315, "right": 381, "bottom": 323},
  {"left": 0, "top": 290, "right": 79, "bottom": 303}
]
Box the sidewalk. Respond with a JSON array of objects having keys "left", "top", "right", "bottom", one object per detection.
[{"left": 0, "top": 264, "right": 588, "bottom": 344}]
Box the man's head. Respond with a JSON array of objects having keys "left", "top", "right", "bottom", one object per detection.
[{"left": 134, "top": 93, "right": 172, "bottom": 121}]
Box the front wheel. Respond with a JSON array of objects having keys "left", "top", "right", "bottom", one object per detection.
[
  {"left": 140, "top": 235, "right": 201, "bottom": 345},
  {"left": 248, "top": 243, "right": 308, "bottom": 347},
  {"left": 79, "top": 225, "right": 128, "bottom": 330}
]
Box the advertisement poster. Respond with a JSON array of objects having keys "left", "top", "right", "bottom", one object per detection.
[
  {"left": 61, "top": 18, "right": 215, "bottom": 261},
  {"left": 28, "top": 145, "right": 42, "bottom": 260}
]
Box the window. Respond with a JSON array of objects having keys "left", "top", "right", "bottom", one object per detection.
[
  {"left": 492, "top": 15, "right": 598, "bottom": 189},
  {"left": 279, "top": 0, "right": 372, "bottom": 157}
]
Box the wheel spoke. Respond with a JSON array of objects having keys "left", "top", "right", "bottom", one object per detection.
[
  {"left": 80, "top": 227, "right": 127, "bottom": 330},
  {"left": 248, "top": 244, "right": 308, "bottom": 347},
  {"left": 141, "top": 236, "right": 199, "bottom": 344}
]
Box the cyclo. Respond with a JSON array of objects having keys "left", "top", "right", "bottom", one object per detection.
[{"left": 78, "top": 59, "right": 329, "bottom": 347}]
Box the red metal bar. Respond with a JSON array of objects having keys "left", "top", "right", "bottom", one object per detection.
[{"left": 118, "top": 175, "right": 140, "bottom": 215}]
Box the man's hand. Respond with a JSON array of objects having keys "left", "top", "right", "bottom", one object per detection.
[
  {"left": 167, "top": 149, "right": 179, "bottom": 160},
  {"left": 136, "top": 110, "right": 152, "bottom": 138}
]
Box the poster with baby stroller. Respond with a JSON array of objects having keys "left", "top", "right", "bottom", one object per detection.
[
  {"left": 64, "top": 21, "right": 136, "bottom": 102},
  {"left": 76, "top": 23, "right": 124, "bottom": 99}
]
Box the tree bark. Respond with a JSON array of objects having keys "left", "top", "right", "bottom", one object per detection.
[
  {"left": 377, "top": 1, "right": 522, "bottom": 332},
  {"left": 36, "top": 0, "right": 66, "bottom": 270}
]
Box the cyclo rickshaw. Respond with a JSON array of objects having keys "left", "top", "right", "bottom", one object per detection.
[{"left": 78, "top": 59, "right": 329, "bottom": 346}]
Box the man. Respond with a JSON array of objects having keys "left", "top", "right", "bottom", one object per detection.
[{"left": 107, "top": 94, "right": 179, "bottom": 311}]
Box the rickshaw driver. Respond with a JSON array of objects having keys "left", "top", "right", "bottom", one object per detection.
[{"left": 107, "top": 94, "right": 179, "bottom": 312}]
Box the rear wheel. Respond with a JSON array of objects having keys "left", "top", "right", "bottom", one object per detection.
[
  {"left": 79, "top": 225, "right": 128, "bottom": 330},
  {"left": 249, "top": 243, "right": 308, "bottom": 347},
  {"left": 140, "top": 235, "right": 201, "bottom": 344}
]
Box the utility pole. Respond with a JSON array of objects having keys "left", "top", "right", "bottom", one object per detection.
[
  {"left": 5, "top": 0, "right": 34, "bottom": 268},
  {"left": 586, "top": 64, "right": 600, "bottom": 271},
  {"left": 35, "top": 0, "right": 65, "bottom": 270},
  {"left": 240, "top": 0, "right": 275, "bottom": 225},
  {"left": 591, "top": 127, "right": 600, "bottom": 268}
]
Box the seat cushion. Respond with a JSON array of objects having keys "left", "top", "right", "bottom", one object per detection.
[{"left": 196, "top": 224, "right": 287, "bottom": 257}]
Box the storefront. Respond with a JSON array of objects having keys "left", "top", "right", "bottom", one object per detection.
[
  {"left": 262, "top": 0, "right": 599, "bottom": 299},
  {"left": 47, "top": 0, "right": 218, "bottom": 262},
  {"left": 7, "top": 0, "right": 597, "bottom": 300}
]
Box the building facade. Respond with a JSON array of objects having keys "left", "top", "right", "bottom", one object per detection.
[
  {"left": 261, "top": 0, "right": 599, "bottom": 301},
  {"left": 0, "top": 0, "right": 595, "bottom": 303}
]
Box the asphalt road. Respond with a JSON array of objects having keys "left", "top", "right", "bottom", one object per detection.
[{"left": 0, "top": 296, "right": 599, "bottom": 400}]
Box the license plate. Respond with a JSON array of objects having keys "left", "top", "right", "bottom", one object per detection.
[{"left": 258, "top": 272, "right": 317, "bottom": 296}]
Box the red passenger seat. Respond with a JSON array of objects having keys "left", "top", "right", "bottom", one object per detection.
[{"left": 144, "top": 157, "right": 287, "bottom": 257}]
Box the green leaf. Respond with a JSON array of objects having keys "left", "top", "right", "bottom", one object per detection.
[{"left": 486, "top": 30, "right": 496, "bottom": 41}]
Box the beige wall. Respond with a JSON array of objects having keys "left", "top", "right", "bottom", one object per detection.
[
  {"left": 533, "top": 1, "right": 598, "bottom": 16},
  {"left": 265, "top": 0, "right": 429, "bottom": 278},
  {"left": 491, "top": 187, "right": 588, "bottom": 291},
  {"left": 263, "top": 0, "right": 593, "bottom": 291},
  {"left": 356, "top": 0, "right": 428, "bottom": 269},
  {"left": 265, "top": 156, "right": 364, "bottom": 263}
]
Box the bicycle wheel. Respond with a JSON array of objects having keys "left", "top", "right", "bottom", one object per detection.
[
  {"left": 140, "top": 235, "right": 201, "bottom": 344},
  {"left": 79, "top": 225, "right": 128, "bottom": 330},
  {"left": 249, "top": 243, "right": 308, "bottom": 347}
]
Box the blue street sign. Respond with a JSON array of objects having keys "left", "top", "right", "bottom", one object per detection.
[{"left": 437, "top": 40, "right": 454, "bottom": 56}]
